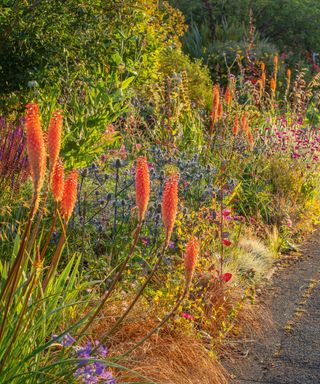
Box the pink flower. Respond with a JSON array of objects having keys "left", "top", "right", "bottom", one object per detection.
[
  {"left": 135, "top": 143, "right": 142, "bottom": 151},
  {"left": 180, "top": 312, "right": 195, "bottom": 321},
  {"left": 222, "top": 239, "right": 232, "bottom": 246},
  {"left": 222, "top": 209, "right": 232, "bottom": 217},
  {"left": 221, "top": 272, "right": 232, "bottom": 282},
  {"left": 287, "top": 219, "right": 292, "bottom": 228}
]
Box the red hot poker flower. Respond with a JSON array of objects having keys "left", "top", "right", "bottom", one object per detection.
[
  {"left": 25, "top": 103, "right": 46, "bottom": 213},
  {"left": 60, "top": 170, "right": 78, "bottom": 221},
  {"left": 135, "top": 156, "right": 150, "bottom": 222},
  {"left": 225, "top": 87, "right": 232, "bottom": 105},
  {"left": 51, "top": 159, "right": 64, "bottom": 202},
  {"left": 162, "top": 175, "right": 178, "bottom": 246},
  {"left": 184, "top": 237, "right": 199, "bottom": 285},
  {"left": 47, "top": 110, "right": 63, "bottom": 172}
]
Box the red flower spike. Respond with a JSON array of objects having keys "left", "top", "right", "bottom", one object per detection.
[
  {"left": 162, "top": 175, "right": 179, "bottom": 246},
  {"left": 47, "top": 110, "right": 63, "bottom": 172},
  {"left": 135, "top": 156, "right": 150, "bottom": 222},
  {"left": 60, "top": 170, "right": 78, "bottom": 221}
]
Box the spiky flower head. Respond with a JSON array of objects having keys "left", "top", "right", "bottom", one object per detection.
[
  {"left": 25, "top": 103, "right": 46, "bottom": 214},
  {"left": 47, "top": 110, "right": 63, "bottom": 172},
  {"left": 162, "top": 175, "right": 179, "bottom": 246},
  {"left": 218, "top": 102, "right": 223, "bottom": 119},
  {"left": 51, "top": 159, "right": 64, "bottom": 202},
  {"left": 270, "top": 77, "right": 276, "bottom": 93},
  {"left": 184, "top": 237, "right": 199, "bottom": 286},
  {"left": 225, "top": 87, "right": 232, "bottom": 105},
  {"left": 61, "top": 170, "right": 78, "bottom": 221},
  {"left": 247, "top": 129, "right": 254, "bottom": 151},
  {"left": 287, "top": 69, "right": 292, "bottom": 82},
  {"left": 232, "top": 115, "right": 239, "bottom": 135},
  {"left": 241, "top": 112, "right": 249, "bottom": 134},
  {"left": 211, "top": 84, "right": 220, "bottom": 130},
  {"left": 135, "top": 156, "right": 150, "bottom": 222}
]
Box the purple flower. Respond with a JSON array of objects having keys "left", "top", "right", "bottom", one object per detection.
[{"left": 51, "top": 333, "right": 76, "bottom": 347}]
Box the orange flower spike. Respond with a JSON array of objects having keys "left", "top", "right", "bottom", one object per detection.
[
  {"left": 261, "top": 72, "right": 266, "bottom": 87},
  {"left": 51, "top": 159, "right": 64, "bottom": 202},
  {"left": 273, "top": 55, "right": 278, "bottom": 69},
  {"left": 225, "top": 87, "right": 232, "bottom": 105},
  {"left": 135, "top": 156, "right": 150, "bottom": 222},
  {"left": 184, "top": 237, "right": 200, "bottom": 286},
  {"left": 260, "top": 62, "right": 266, "bottom": 72},
  {"left": 218, "top": 101, "right": 223, "bottom": 119},
  {"left": 232, "top": 115, "right": 239, "bottom": 135},
  {"left": 270, "top": 77, "right": 276, "bottom": 93},
  {"left": 60, "top": 170, "right": 78, "bottom": 221},
  {"left": 211, "top": 85, "right": 220, "bottom": 120},
  {"left": 287, "top": 69, "right": 292, "bottom": 82},
  {"left": 247, "top": 130, "right": 254, "bottom": 151},
  {"left": 47, "top": 110, "right": 63, "bottom": 172},
  {"left": 241, "top": 112, "right": 248, "bottom": 134},
  {"left": 25, "top": 103, "right": 46, "bottom": 204},
  {"left": 162, "top": 175, "right": 179, "bottom": 246}
]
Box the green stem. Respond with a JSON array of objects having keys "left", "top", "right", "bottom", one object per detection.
[
  {"left": 40, "top": 203, "right": 58, "bottom": 259},
  {"left": 96, "top": 243, "right": 168, "bottom": 348},
  {"left": 42, "top": 221, "right": 67, "bottom": 292},
  {"left": 79, "top": 221, "right": 143, "bottom": 336}
]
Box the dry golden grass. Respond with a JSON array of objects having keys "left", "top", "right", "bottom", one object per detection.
[{"left": 86, "top": 283, "right": 269, "bottom": 384}]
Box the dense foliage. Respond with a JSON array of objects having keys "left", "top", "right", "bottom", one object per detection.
[
  {"left": 171, "top": 0, "right": 320, "bottom": 81},
  {"left": 1, "top": 1, "right": 320, "bottom": 383}
]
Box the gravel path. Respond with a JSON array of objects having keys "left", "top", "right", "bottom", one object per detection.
[{"left": 226, "top": 231, "right": 320, "bottom": 384}]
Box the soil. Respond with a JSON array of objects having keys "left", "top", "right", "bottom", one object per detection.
[{"left": 224, "top": 231, "right": 320, "bottom": 384}]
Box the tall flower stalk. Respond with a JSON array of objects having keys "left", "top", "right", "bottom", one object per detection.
[
  {"left": 98, "top": 174, "right": 179, "bottom": 343},
  {"left": 79, "top": 156, "right": 150, "bottom": 335},
  {"left": 0, "top": 103, "right": 46, "bottom": 342},
  {"left": 117, "top": 237, "right": 199, "bottom": 359}
]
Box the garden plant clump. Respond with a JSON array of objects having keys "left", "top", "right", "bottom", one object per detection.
[{"left": 1, "top": 1, "right": 320, "bottom": 383}]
